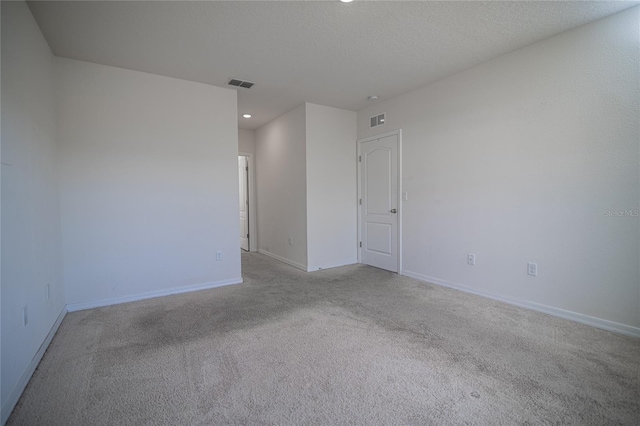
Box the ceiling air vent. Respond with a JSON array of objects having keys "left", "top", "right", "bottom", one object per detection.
[
  {"left": 370, "top": 113, "right": 385, "bottom": 128},
  {"left": 228, "top": 78, "right": 255, "bottom": 89}
]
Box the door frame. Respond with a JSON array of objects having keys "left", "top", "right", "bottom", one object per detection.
[
  {"left": 357, "top": 129, "right": 402, "bottom": 273},
  {"left": 239, "top": 152, "right": 257, "bottom": 252}
]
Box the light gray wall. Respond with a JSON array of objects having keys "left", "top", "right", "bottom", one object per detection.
[
  {"left": 238, "top": 128, "right": 255, "bottom": 154},
  {"left": 255, "top": 104, "right": 308, "bottom": 270},
  {"left": 306, "top": 103, "right": 358, "bottom": 271},
  {"left": 56, "top": 58, "right": 242, "bottom": 307},
  {"left": 358, "top": 7, "right": 640, "bottom": 330},
  {"left": 1, "top": 0, "right": 65, "bottom": 415}
]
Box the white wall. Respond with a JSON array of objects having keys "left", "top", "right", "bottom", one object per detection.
[
  {"left": 0, "top": 1, "right": 3, "bottom": 413},
  {"left": 306, "top": 103, "right": 357, "bottom": 271},
  {"left": 358, "top": 7, "right": 640, "bottom": 331},
  {"left": 255, "top": 104, "right": 308, "bottom": 269},
  {"left": 238, "top": 128, "right": 255, "bottom": 154},
  {"left": 56, "top": 58, "right": 241, "bottom": 308},
  {"left": 1, "top": 0, "right": 3, "bottom": 412},
  {"left": 1, "top": 0, "right": 65, "bottom": 417}
]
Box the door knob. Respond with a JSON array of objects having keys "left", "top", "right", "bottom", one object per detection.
[{"left": 390, "top": 209, "right": 397, "bottom": 214}]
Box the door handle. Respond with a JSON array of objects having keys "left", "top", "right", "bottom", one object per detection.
[{"left": 390, "top": 209, "right": 397, "bottom": 214}]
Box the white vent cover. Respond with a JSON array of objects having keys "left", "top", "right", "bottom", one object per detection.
[{"left": 370, "top": 113, "right": 385, "bottom": 128}]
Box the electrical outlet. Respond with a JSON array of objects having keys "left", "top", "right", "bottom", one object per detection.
[
  {"left": 46, "top": 283, "right": 51, "bottom": 300},
  {"left": 289, "top": 237, "right": 293, "bottom": 246},
  {"left": 216, "top": 251, "right": 222, "bottom": 261},
  {"left": 22, "top": 305, "right": 28, "bottom": 326},
  {"left": 468, "top": 253, "right": 476, "bottom": 266},
  {"left": 528, "top": 262, "right": 537, "bottom": 276}
]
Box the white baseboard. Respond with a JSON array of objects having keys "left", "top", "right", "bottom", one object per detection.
[
  {"left": 307, "top": 261, "right": 358, "bottom": 272},
  {"left": 2, "top": 308, "right": 67, "bottom": 425},
  {"left": 401, "top": 269, "right": 640, "bottom": 339},
  {"left": 66, "top": 277, "right": 243, "bottom": 312},
  {"left": 258, "top": 249, "right": 307, "bottom": 272}
]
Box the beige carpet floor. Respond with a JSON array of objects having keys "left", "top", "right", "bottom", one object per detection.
[{"left": 8, "top": 252, "right": 640, "bottom": 425}]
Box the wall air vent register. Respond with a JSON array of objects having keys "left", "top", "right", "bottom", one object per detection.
[{"left": 370, "top": 113, "right": 385, "bottom": 128}]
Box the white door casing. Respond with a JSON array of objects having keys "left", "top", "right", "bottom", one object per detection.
[
  {"left": 358, "top": 131, "right": 401, "bottom": 273},
  {"left": 239, "top": 156, "right": 249, "bottom": 251}
]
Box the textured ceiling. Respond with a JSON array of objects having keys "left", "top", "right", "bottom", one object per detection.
[{"left": 28, "top": 1, "right": 637, "bottom": 130}]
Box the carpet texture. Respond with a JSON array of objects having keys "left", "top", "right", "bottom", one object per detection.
[{"left": 8, "top": 252, "right": 640, "bottom": 425}]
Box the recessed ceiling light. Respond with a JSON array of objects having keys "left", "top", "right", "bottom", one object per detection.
[
  {"left": 368, "top": 95, "right": 379, "bottom": 101},
  {"left": 242, "top": 114, "right": 252, "bottom": 118},
  {"left": 339, "top": 0, "right": 354, "bottom": 3}
]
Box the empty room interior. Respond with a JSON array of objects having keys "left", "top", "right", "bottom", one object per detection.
[{"left": 1, "top": 0, "right": 639, "bottom": 424}]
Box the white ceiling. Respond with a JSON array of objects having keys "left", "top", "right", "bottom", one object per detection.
[{"left": 28, "top": 0, "right": 637, "bottom": 130}]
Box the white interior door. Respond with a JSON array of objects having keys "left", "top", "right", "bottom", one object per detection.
[
  {"left": 239, "top": 156, "right": 249, "bottom": 251},
  {"left": 360, "top": 134, "right": 399, "bottom": 272}
]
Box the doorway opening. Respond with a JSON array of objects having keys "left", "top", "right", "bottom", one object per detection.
[{"left": 238, "top": 155, "right": 250, "bottom": 251}]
